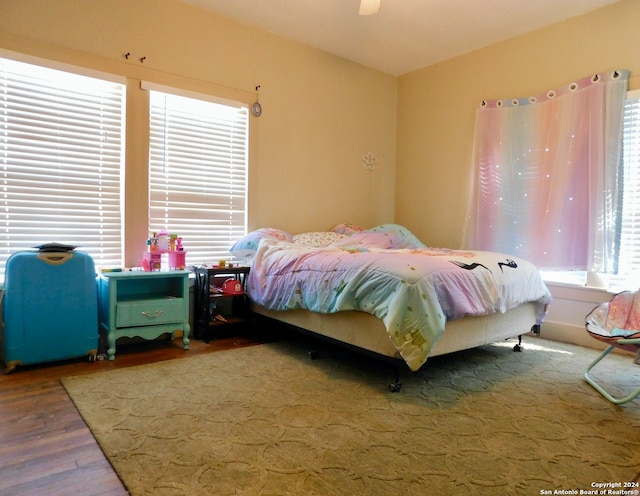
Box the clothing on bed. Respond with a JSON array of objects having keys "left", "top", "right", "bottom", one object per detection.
[{"left": 245, "top": 225, "right": 552, "bottom": 371}]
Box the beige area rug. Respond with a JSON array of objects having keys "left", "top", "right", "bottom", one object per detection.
[{"left": 62, "top": 336, "right": 640, "bottom": 496}]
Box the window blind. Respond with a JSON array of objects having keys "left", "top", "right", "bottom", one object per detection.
[
  {"left": 0, "top": 57, "right": 125, "bottom": 278},
  {"left": 612, "top": 91, "right": 640, "bottom": 289},
  {"left": 148, "top": 89, "right": 248, "bottom": 266}
]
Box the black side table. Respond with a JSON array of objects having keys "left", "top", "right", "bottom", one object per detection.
[{"left": 192, "top": 266, "right": 251, "bottom": 342}]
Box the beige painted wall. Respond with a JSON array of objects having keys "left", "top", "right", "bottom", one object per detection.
[
  {"left": 0, "top": 0, "right": 397, "bottom": 266},
  {"left": 397, "top": 0, "right": 640, "bottom": 249},
  {"left": 2, "top": 0, "right": 636, "bottom": 346},
  {"left": 1, "top": 0, "right": 637, "bottom": 266}
]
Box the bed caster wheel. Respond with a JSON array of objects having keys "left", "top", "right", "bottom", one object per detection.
[
  {"left": 388, "top": 382, "right": 402, "bottom": 393},
  {"left": 513, "top": 344, "right": 522, "bottom": 352},
  {"left": 308, "top": 351, "right": 320, "bottom": 360}
]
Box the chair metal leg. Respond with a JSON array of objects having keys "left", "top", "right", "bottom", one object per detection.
[{"left": 584, "top": 344, "right": 640, "bottom": 405}]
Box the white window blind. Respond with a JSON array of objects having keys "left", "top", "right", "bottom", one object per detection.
[
  {"left": 612, "top": 90, "right": 640, "bottom": 289},
  {"left": 148, "top": 88, "right": 248, "bottom": 266},
  {"left": 0, "top": 57, "right": 125, "bottom": 278}
]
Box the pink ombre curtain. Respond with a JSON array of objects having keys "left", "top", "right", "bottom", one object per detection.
[{"left": 463, "top": 70, "right": 628, "bottom": 271}]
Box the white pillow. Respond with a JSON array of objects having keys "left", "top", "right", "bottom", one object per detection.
[{"left": 292, "top": 232, "right": 347, "bottom": 247}]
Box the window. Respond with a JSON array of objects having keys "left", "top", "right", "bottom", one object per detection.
[
  {"left": 465, "top": 70, "right": 640, "bottom": 291},
  {"left": 147, "top": 86, "right": 248, "bottom": 266},
  {"left": 542, "top": 89, "right": 640, "bottom": 291},
  {"left": 611, "top": 89, "right": 640, "bottom": 289},
  {"left": 0, "top": 56, "right": 125, "bottom": 278},
  {"left": 465, "top": 71, "right": 628, "bottom": 274}
]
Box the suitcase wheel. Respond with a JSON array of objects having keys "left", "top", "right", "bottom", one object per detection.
[{"left": 3, "top": 360, "right": 21, "bottom": 375}]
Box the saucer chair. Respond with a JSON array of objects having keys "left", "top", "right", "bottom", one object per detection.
[{"left": 584, "top": 290, "right": 640, "bottom": 405}]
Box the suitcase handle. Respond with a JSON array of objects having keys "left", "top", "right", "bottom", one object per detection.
[{"left": 37, "top": 252, "right": 73, "bottom": 265}]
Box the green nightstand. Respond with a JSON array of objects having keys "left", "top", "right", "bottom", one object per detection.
[{"left": 97, "top": 270, "right": 190, "bottom": 360}]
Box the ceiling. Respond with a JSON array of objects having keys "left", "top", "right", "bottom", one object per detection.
[{"left": 179, "top": 0, "right": 620, "bottom": 76}]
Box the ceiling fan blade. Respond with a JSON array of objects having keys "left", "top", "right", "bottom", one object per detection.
[{"left": 359, "top": 0, "right": 380, "bottom": 16}]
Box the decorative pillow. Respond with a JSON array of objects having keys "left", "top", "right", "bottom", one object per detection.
[
  {"left": 367, "top": 224, "right": 428, "bottom": 249},
  {"left": 293, "top": 231, "right": 348, "bottom": 247},
  {"left": 329, "top": 231, "right": 394, "bottom": 249},
  {"left": 331, "top": 223, "right": 365, "bottom": 236},
  {"left": 229, "top": 228, "right": 293, "bottom": 258}
]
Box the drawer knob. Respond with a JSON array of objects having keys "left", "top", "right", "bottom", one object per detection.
[{"left": 141, "top": 310, "right": 164, "bottom": 319}]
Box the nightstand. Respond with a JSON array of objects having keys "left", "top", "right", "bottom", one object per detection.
[
  {"left": 97, "top": 270, "right": 190, "bottom": 360},
  {"left": 192, "top": 266, "right": 251, "bottom": 342}
]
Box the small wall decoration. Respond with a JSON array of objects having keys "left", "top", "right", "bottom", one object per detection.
[{"left": 363, "top": 152, "right": 377, "bottom": 171}]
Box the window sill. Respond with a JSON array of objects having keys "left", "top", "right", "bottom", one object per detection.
[{"left": 543, "top": 280, "right": 613, "bottom": 304}]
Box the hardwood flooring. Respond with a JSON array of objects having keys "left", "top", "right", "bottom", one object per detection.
[{"left": 0, "top": 332, "right": 271, "bottom": 496}]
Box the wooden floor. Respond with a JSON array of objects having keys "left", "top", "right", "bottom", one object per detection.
[{"left": 0, "top": 332, "right": 272, "bottom": 496}]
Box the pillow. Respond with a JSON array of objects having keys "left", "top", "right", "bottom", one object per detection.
[
  {"left": 229, "top": 228, "right": 293, "bottom": 258},
  {"left": 367, "top": 224, "right": 427, "bottom": 249},
  {"left": 293, "top": 231, "right": 347, "bottom": 247},
  {"left": 331, "top": 223, "right": 365, "bottom": 236},
  {"left": 329, "top": 231, "right": 394, "bottom": 249}
]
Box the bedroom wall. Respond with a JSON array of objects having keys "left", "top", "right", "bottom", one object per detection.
[
  {"left": 396, "top": 0, "right": 640, "bottom": 250},
  {"left": 396, "top": 0, "right": 640, "bottom": 349},
  {"left": 0, "top": 0, "right": 397, "bottom": 265},
  {"left": 1, "top": 0, "right": 634, "bottom": 350}
]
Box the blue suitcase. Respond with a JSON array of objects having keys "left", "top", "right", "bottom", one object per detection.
[{"left": 1, "top": 250, "right": 99, "bottom": 373}]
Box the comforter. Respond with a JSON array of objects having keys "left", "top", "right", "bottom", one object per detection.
[{"left": 247, "top": 229, "right": 552, "bottom": 371}]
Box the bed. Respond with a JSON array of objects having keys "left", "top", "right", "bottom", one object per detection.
[{"left": 233, "top": 224, "right": 552, "bottom": 383}]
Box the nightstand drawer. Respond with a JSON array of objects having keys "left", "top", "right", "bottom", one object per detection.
[{"left": 116, "top": 298, "right": 186, "bottom": 327}]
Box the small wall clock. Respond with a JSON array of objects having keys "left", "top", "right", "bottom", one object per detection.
[
  {"left": 251, "top": 101, "right": 262, "bottom": 117},
  {"left": 251, "top": 85, "right": 262, "bottom": 117}
]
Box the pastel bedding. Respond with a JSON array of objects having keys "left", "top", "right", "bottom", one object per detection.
[{"left": 241, "top": 225, "right": 552, "bottom": 371}]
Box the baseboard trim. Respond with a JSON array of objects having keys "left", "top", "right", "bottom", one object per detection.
[
  {"left": 541, "top": 321, "right": 599, "bottom": 349},
  {"left": 541, "top": 321, "right": 634, "bottom": 356}
]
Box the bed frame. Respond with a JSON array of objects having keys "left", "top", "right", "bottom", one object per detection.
[{"left": 252, "top": 302, "right": 541, "bottom": 390}]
